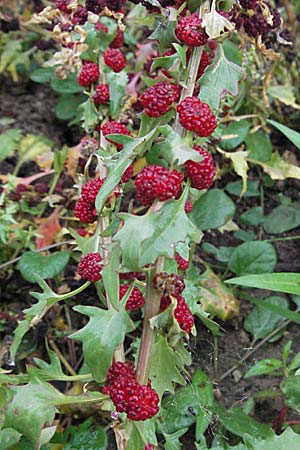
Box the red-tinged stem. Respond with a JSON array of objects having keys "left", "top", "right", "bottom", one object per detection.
[{"left": 135, "top": 256, "right": 164, "bottom": 385}]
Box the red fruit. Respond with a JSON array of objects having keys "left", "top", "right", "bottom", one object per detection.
[
  {"left": 119, "top": 271, "right": 146, "bottom": 281},
  {"left": 104, "top": 361, "right": 135, "bottom": 386},
  {"left": 121, "top": 164, "right": 134, "bottom": 183},
  {"left": 77, "top": 60, "right": 99, "bottom": 87},
  {"left": 56, "top": 0, "right": 71, "bottom": 12},
  {"left": 135, "top": 165, "right": 183, "bottom": 206},
  {"left": 185, "top": 146, "right": 215, "bottom": 190},
  {"left": 95, "top": 21, "right": 108, "bottom": 32},
  {"left": 153, "top": 272, "right": 185, "bottom": 295},
  {"left": 74, "top": 198, "right": 97, "bottom": 223},
  {"left": 16, "top": 183, "right": 27, "bottom": 193},
  {"left": 103, "top": 48, "right": 126, "bottom": 72},
  {"left": 177, "top": 96, "right": 217, "bottom": 137},
  {"left": 102, "top": 120, "right": 131, "bottom": 150},
  {"left": 176, "top": 13, "right": 208, "bottom": 47},
  {"left": 81, "top": 178, "right": 104, "bottom": 204},
  {"left": 139, "top": 82, "right": 180, "bottom": 118},
  {"left": 197, "top": 50, "right": 211, "bottom": 79},
  {"left": 160, "top": 294, "right": 194, "bottom": 333},
  {"left": 77, "top": 252, "right": 103, "bottom": 282},
  {"left": 92, "top": 83, "right": 110, "bottom": 104},
  {"left": 120, "top": 284, "right": 145, "bottom": 311},
  {"left": 77, "top": 227, "right": 88, "bottom": 237},
  {"left": 110, "top": 27, "right": 124, "bottom": 49},
  {"left": 34, "top": 182, "right": 48, "bottom": 194},
  {"left": 175, "top": 253, "right": 189, "bottom": 271},
  {"left": 72, "top": 6, "right": 88, "bottom": 25},
  {"left": 126, "top": 383, "right": 159, "bottom": 421},
  {"left": 184, "top": 200, "right": 193, "bottom": 213}
]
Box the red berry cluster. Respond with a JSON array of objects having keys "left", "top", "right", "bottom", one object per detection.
[
  {"left": 101, "top": 120, "right": 131, "bottom": 150},
  {"left": 185, "top": 146, "right": 215, "bottom": 190},
  {"left": 120, "top": 284, "right": 145, "bottom": 311},
  {"left": 74, "top": 178, "right": 104, "bottom": 223},
  {"left": 139, "top": 82, "right": 181, "bottom": 117},
  {"left": 104, "top": 48, "right": 126, "bottom": 72},
  {"left": 160, "top": 294, "right": 194, "bottom": 333},
  {"left": 77, "top": 252, "right": 103, "bottom": 282},
  {"left": 92, "top": 84, "right": 110, "bottom": 104},
  {"left": 176, "top": 13, "right": 208, "bottom": 47},
  {"left": 103, "top": 362, "right": 159, "bottom": 421},
  {"left": 135, "top": 165, "right": 183, "bottom": 206},
  {"left": 77, "top": 60, "right": 99, "bottom": 87},
  {"left": 121, "top": 164, "right": 134, "bottom": 183},
  {"left": 177, "top": 96, "right": 217, "bottom": 137},
  {"left": 175, "top": 253, "right": 190, "bottom": 271},
  {"left": 153, "top": 272, "right": 185, "bottom": 296}
]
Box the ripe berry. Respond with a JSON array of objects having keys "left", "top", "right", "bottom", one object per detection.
[
  {"left": 104, "top": 48, "right": 126, "bottom": 72},
  {"left": 175, "top": 253, "right": 189, "bottom": 271},
  {"left": 102, "top": 120, "right": 131, "bottom": 150},
  {"left": 197, "top": 50, "right": 211, "bottom": 79},
  {"left": 153, "top": 272, "right": 185, "bottom": 295},
  {"left": 177, "top": 96, "right": 217, "bottom": 137},
  {"left": 120, "top": 284, "right": 145, "bottom": 311},
  {"left": 56, "top": 0, "right": 71, "bottom": 12},
  {"left": 185, "top": 146, "right": 215, "bottom": 190},
  {"left": 110, "top": 27, "right": 124, "bottom": 49},
  {"left": 135, "top": 165, "right": 183, "bottom": 206},
  {"left": 34, "top": 182, "right": 48, "bottom": 194},
  {"left": 176, "top": 14, "right": 208, "bottom": 47},
  {"left": 160, "top": 294, "right": 194, "bottom": 333},
  {"left": 95, "top": 21, "right": 108, "bottom": 32},
  {"left": 106, "top": 0, "right": 126, "bottom": 11},
  {"left": 121, "top": 164, "right": 134, "bottom": 183},
  {"left": 119, "top": 271, "right": 146, "bottom": 281},
  {"left": 16, "top": 183, "right": 27, "bottom": 193},
  {"left": 77, "top": 252, "right": 103, "bottom": 282},
  {"left": 139, "top": 82, "right": 180, "bottom": 118},
  {"left": 77, "top": 227, "right": 88, "bottom": 237},
  {"left": 184, "top": 200, "right": 193, "bottom": 213},
  {"left": 74, "top": 198, "right": 97, "bottom": 223},
  {"left": 72, "top": 6, "right": 88, "bottom": 25},
  {"left": 126, "top": 384, "right": 159, "bottom": 421},
  {"left": 81, "top": 178, "right": 104, "bottom": 204},
  {"left": 77, "top": 60, "right": 99, "bottom": 87},
  {"left": 92, "top": 84, "right": 110, "bottom": 104}
]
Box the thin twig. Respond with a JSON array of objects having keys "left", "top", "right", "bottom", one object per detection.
[{"left": 49, "top": 339, "right": 77, "bottom": 376}]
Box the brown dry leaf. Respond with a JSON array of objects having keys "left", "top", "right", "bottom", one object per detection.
[
  {"left": 36, "top": 207, "right": 61, "bottom": 249},
  {"left": 35, "top": 150, "right": 54, "bottom": 171},
  {"left": 66, "top": 145, "right": 80, "bottom": 181},
  {"left": 199, "top": 267, "right": 240, "bottom": 320}
]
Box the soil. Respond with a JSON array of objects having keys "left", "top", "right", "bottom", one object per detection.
[{"left": 1, "top": 76, "right": 300, "bottom": 450}]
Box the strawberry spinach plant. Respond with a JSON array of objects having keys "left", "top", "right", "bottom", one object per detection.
[{"left": 1, "top": 0, "right": 300, "bottom": 449}]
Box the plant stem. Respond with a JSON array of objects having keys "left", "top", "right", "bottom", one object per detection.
[{"left": 136, "top": 256, "right": 164, "bottom": 385}]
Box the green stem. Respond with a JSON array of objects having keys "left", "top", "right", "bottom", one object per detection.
[
  {"left": 264, "top": 235, "right": 300, "bottom": 243},
  {"left": 135, "top": 256, "right": 165, "bottom": 385}
]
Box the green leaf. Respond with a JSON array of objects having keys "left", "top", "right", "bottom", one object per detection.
[
  {"left": 244, "top": 358, "right": 282, "bottom": 378},
  {"left": 106, "top": 71, "right": 128, "bottom": 119},
  {"left": 150, "top": 336, "right": 186, "bottom": 399},
  {"left": 70, "top": 306, "right": 132, "bottom": 382},
  {"left": 213, "top": 404, "right": 273, "bottom": 439},
  {"left": 250, "top": 152, "right": 300, "bottom": 180},
  {"left": 244, "top": 427, "right": 300, "bottom": 450},
  {"left": 225, "top": 180, "right": 260, "bottom": 197},
  {"left": 202, "top": 5, "right": 235, "bottom": 39},
  {"left": 245, "top": 129, "right": 273, "bottom": 162},
  {"left": 0, "top": 129, "right": 22, "bottom": 162},
  {"left": 199, "top": 45, "right": 245, "bottom": 110},
  {"left": 157, "top": 125, "right": 202, "bottom": 165},
  {"left": 29, "top": 67, "right": 54, "bottom": 84},
  {"left": 263, "top": 202, "right": 300, "bottom": 234},
  {"left": 101, "top": 243, "right": 120, "bottom": 310},
  {"left": 18, "top": 251, "right": 70, "bottom": 283},
  {"left": 18, "top": 134, "right": 54, "bottom": 168},
  {"left": 221, "top": 150, "right": 249, "bottom": 195},
  {"left": 79, "top": 97, "right": 99, "bottom": 132},
  {"left": 55, "top": 94, "right": 84, "bottom": 120},
  {"left": 244, "top": 294, "right": 300, "bottom": 324},
  {"left": 268, "top": 84, "right": 300, "bottom": 109},
  {"left": 191, "top": 189, "right": 235, "bottom": 231},
  {"left": 149, "top": 17, "right": 177, "bottom": 49},
  {"left": 0, "top": 428, "right": 21, "bottom": 449},
  {"left": 240, "top": 207, "right": 264, "bottom": 226},
  {"left": 115, "top": 188, "right": 202, "bottom": 270},
  {"left": 281, "top": 377, "right": 300, "bottom": 411},
  {"left": 267, "top": 120, "right": 300, "bottom": 150},
  {"left": 244, "top": 296, "right": 289, "bottom": 341},
  {"left": 64, "top": 426, "right": 107, "bottom": 450},
  {"left": 33, "top": 344, "right": 66, "bottom": 381},
  {"left": 234, "top": 230, "right": 256, "bottom": 242},
  {"left": 51, "top": 72, "right": 84, "bottom": 94},
  {"left": 219, "top": 120, "right": 250, "bottom": 150},
  {"left": 228, "top": 241, "right": 276, "bottom": 275},
  {"left": 226, "top": 273, "right": 300, "bottom": 295}
]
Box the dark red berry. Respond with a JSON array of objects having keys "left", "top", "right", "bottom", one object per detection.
[
  {"left": 77, "top": 60, "right": 99, "bottom": 87},
  {"left": 197, "top": 50, "right": 211, "bottom": 79},
  {"left": 81, "top": 178, "right": 104, "bottom": 204},
  {"left": 176, "top": 13, "right": 208, "bottom": 47},
  {"left": 77, "top": 252, "right": 103, "bottom": 282},
  {"left": 92, "top": 84, "right": 110, "bottom": 104},
  {"left": 185, "top": 146, "right": 215, "bottom": 190},
  {"left": 153, "top": 272, "right": 185, "bottom": 295},
  {"left": 120, "top": 284, "right": 145, "bottom": 311},
  {"left": 95, "top": 21, "right": 108, "bottom": 32},
  {"left": 177, "top": 96, "right": 217, "bottom": 137},
  {"left": 175, "top": 253, "right": 189, "bottom": 271},
  {"left": 16, "top": 183, "right": 27, "bottom": 193},
  {"left": 119, "top": 271, "right": 146, "bottom": 281},
  {"left": 102, "top": 120, "right": 131, "bottom": 150},
  {"left": 160, "top": 294, "right": 194, "bottom": 333},
  {"left": 184, "top": 200, "right": 193, "bottom": 213},
  {"left": 74, "top": 198, "right": 97, "bottom": 223},
  {"left": 110, "top": 27, "right": 124, "bottom": 49},
  {"left": 121, "top": 164, "right": 134, "bottom": 183},
  {"left": 135, "top": 165, "right": 183, "bottom": 206},
  {"left": 72, "top": 6, "right": 88, "bottom": 25},
  {"left": 56, "top": 0, "right": 71, "bottom": 12},
  {"left": 77, "top": 227, "right": 88, "bottom": 237},
  {"left": 34, "top": 182, "right": 48, "bottom": 194},
  {"left": 139, "top": 82, "right": 180, "bottom": 118},
  {"left": 104, "top": 48, "right": 126, "bottom": 72}
]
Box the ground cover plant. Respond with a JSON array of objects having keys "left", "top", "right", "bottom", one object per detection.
[{"left": 0, "top": 0, "right": 300, "bottom": 448}]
